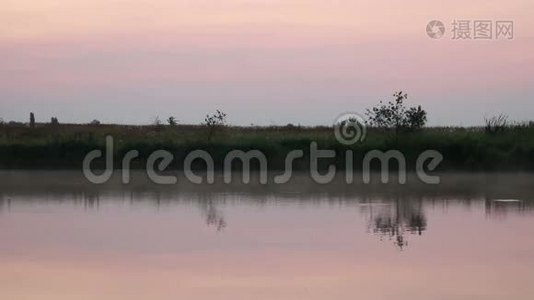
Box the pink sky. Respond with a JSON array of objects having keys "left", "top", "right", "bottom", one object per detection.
[{"left": 1, "top": 0, "right": 533, "bottom": 125}]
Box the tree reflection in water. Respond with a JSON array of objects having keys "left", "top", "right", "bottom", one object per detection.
[
  {"left": 366, "top": 196, "right": 426, "bottom": 250},
  {"left": 199, "top": 196, "right": 227, "bottom": 232}
]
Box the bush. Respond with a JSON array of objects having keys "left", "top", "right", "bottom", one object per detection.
[
  {"left": 405, "top": 105, "right": 427, "bottom": 130},
  {"left": 203, "top": 110, "right": 227, "bottom": 141},
  {"left": 484, "top": 114, "right": 508, "bottom": 134},
  {"left": 167, "top": 116, "right": 177, "bottom": 126},
  {"left": 365, "top": 91, "right": 427, "bottom": 132}
]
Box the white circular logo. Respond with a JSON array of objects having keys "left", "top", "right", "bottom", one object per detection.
[{"left": 334, "top": 113, "right": 367, "bottom": 145}]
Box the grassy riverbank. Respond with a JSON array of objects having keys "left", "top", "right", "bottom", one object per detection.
[{"left": 1, "top": 123, "right": 533, "bottom": 171}]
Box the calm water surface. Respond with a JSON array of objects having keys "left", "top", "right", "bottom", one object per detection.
[{"left": 1, "top": 171, "right": 534, "bottom": 300}]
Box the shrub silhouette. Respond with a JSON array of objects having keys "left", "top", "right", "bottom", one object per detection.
[
  {"left": 167, "top": 116, "right": 177, "bottom": 126},
  {"left": 203, "top": 110, "right": 227, "bottom": 142},
  {"left": 366, "top": 91, "right": 427, "bottom": 132},
  {"left": 484, "top": 114, "right": 508, "bottom": 135}
]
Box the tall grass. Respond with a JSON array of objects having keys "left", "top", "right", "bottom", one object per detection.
[{"left": 1, "top": 122, "right": 534, "bottom": 171}]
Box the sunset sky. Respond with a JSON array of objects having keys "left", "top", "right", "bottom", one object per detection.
[{"left": 1, "top": 0, "right": 533, "bottom": 126}]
